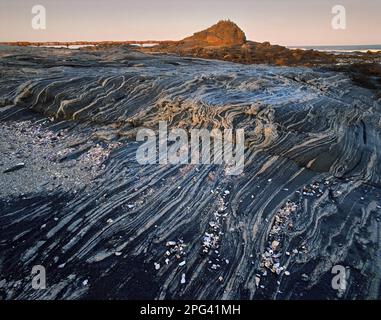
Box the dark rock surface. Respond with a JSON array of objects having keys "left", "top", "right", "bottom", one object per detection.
[{"left": 0, "top": 45, "right": 381, "bottom": 299}]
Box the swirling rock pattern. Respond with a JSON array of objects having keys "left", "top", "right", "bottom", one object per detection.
[{"left": 0, "top": 45, "right": 381, "bottom": 300}]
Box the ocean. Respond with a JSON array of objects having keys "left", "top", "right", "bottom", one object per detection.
[{"left": 288, "top": 44, "right": 381, "bottom": 53}]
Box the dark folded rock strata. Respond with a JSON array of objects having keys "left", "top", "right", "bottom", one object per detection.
[{"left": 0, "top": 45, "right": 381, "bottom": 300}]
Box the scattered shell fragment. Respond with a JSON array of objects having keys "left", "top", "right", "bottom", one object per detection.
[
  {"left": 301, "top": 274, "right": 309, "bottom": 281},
  {"left": 271, "top": 240, "right": 280, "bottom": 251},
  {"left": 255, "top": 276, "right": 261, "bottom": 287}
]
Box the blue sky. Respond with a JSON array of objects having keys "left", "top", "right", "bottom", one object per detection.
[{"left": 0, "top": 0, "right": 380, "bottom": 45}]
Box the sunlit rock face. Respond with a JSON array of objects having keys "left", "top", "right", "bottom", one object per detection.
[
  {"left": 0, "top": 45, "right": 381, "bottom": 300},
  {"left": 182, "top": 20, "right": 247, "bottom": 46}
]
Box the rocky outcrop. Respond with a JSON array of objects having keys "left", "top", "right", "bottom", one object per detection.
[
  {"left": 1, "top": 45, "right": 381, "bottom": 300},
  {"left": 143, "top": 20, "right": 338, "bottom": 66},
  {"left": 182, "top": 20, "right": 246, "bottom": 46}
]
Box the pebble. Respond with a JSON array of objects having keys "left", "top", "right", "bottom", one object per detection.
[
  {"left": 255, "top": 276, "right": 260, "bottom": 287},
  {"left": 271, "top": 240, "right": 280, "bottom": 251},
  {"left": 301, "top": 274, "right": 309, "bottom": 281},
  {"left": 3, "top": 162, "right": 25, "bottom": 174}
]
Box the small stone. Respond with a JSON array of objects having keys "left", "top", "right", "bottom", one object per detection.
[
  {"left": 301, "top": 274, "right": 309, "bottom": 281},
  {"left": 255, "top": 276, "right": 260, "bottom": 287},
  {"left": 271, "top": 240, "right": 280, "bottom": 251},
  {"left": 3, "top": 163, "right": 25, "bottom": 174}
]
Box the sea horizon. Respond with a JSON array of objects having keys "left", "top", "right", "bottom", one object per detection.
[{"left": 288, "top": 44, "right": 381, "bottom": 53}]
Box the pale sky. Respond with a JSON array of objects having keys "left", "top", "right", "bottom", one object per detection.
[{"left": 0, "top": 0, "right": 380, "bottom": 45}]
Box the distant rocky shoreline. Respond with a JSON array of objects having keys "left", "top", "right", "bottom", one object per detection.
[{"left": 2, "top": 20, "right": 381, "bottom": 68}]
